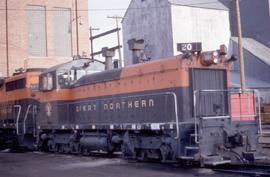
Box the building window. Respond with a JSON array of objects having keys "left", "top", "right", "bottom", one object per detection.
[
  {"left": 54, "top": 8, "right": 72, "bottom": 57},
  {"left": 27, "top": 5, "right": 47, "bottom": 57}
]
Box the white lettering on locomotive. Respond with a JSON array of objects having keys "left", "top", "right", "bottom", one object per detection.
[
  {"left": 77, "top": 99, "right": 155, "bottom": 112},
  {"left": 103, "top": 99, "right": 155, "bottom": 111},
  {"left": 77, "top": 104, "right": 97, "bottom": 112}
]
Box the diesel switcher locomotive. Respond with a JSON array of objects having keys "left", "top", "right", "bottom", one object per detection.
[{"left": 0, "top": 43, "right": 266, "bottom": 166}]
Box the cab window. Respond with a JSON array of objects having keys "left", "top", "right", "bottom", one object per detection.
[
  {"left": 57, "top": 70, "right": 69, "bottom": 87},
  {"left": 57, "top": 69, "right": 86, "bottom": 87},
  {"left": 0, "top": 78, "right": 4, "bottom": 89},
  {"left": 6, "top": 78, "right": 26, "bottom": 91},
  {"left": 40, "top": 73, "right": 54, "bottom": 91}
]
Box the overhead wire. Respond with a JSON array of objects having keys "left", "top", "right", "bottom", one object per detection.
[{"left": 0, "top": 1, "right": 227, "bottom": 12}]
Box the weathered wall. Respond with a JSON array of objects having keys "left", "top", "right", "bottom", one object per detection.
[
  {"left": 122, "top": 0, "right": 174, "bottom": 66},
  {"left": 171, "top": 5, "right": 231, "bottom": 54},
  {"left": 231, "top": 40, "right": 270, "bottom": 83},
  {"left": 122, "top": 0, "right": 231, "bottom": 65},
  {"left": 0, "top": 0, "right": 89, "bottom": 77},
  {"left": 229, "top": 0, "right": 270, "bottom": 47}
]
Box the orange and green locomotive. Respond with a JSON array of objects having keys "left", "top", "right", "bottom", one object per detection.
[
  {"left": 0, "top": 69, "right": 43, "bottom": 150},
  {"left": 0, "top": 45, "right": 266, "bottom": 166}
]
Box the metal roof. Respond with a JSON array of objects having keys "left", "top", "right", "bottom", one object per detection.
[
  {"left": 123, "top": 0, "right": 229, "bottom": 20},
  {"left": 41, "top": 59, "right": 89, "bottom": 74},
  {"left": 231, "top": 37, "right": 270, "bottom": 66},
  {"left": 168, "top": 0, "right": 229, "bottom": 10},
  {"left": 231, "top": 72, "right": 270, "bottom": 89}
]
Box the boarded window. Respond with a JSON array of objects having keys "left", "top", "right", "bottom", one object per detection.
[
  {"left": 54, "top": 8, "right": 72, "bottom": 57},
  {"left": 27, "top": 5, "right": 47, "bottom": 57}
]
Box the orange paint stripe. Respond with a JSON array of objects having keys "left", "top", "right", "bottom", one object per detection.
[
  {"left": 0, "top": 57, "right": 230, "bottom": 103},
  {"left": 40, "top": 57, "right": 229, "bottom": 102},
  {"left": 0, "top": 72, "right": 41, "bottom": 103},
  {"left": 39, "top": 58, "right": 187, "bottom": 102}
]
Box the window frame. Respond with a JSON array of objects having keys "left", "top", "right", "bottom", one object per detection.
[{"left": 27, "top": 4, "right": 48, "bottom": 57}]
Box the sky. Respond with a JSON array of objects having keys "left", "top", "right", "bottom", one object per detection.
[{"left": 88, "top": 0, "right": 131, "bottom": 61}]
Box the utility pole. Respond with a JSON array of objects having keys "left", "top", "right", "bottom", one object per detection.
[
  {"left": 108, "top": 15, "right": 124, "bottom": 68},
  {"left": 75, "top": 0, "right": 79, "bottom": 56},
  {"left": 235, "top": 0, "right": 246, "bottom": 91},
  {"left": 5, "top": 0, "right": 9, "bottom": 77},
  {"left": 89, "top": 27, "right": 100, "bottom": 59}
]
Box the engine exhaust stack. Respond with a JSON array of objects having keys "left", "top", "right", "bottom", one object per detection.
[
  {"left": 128, "top": 38, "right": 145, "bottom": 64},
  {"left": 102, "top": 47, "right": 116, "bottom": 70}
]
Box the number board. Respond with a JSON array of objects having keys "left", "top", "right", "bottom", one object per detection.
[{"left": 177, "top": 42, "right": 202, "bottom": 52}]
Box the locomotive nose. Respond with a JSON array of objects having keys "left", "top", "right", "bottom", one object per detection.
[{"left": 222, "top": 128, "right": 268, "bottom": 163}]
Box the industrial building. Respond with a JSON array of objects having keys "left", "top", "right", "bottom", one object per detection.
[
  {"left": 122, "top": 0, "right": 270, "bottom": 102},
  {"left": 0, "top": 0, "right": 90, "bottom": 77},
  {"left": 228, "top": 0, "right": 270, "bottom": 102},
  {"left": 122, "top": 0, "right": 231, "bottom": 65}
]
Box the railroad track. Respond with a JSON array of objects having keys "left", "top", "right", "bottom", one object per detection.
[{"left": 212, "top": 163, "right": 270, "bottom": 176}]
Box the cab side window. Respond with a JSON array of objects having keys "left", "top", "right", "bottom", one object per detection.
[
  {"left": 6, "top": 78, "right": 26, "bottom": 91},
  {"left": 57, "top": 70, "right": 69, "bottom": 87},
  {"left": 40, "top": 73, "right": 54, "bottom": 91},
  {"left": 0, "top": 78, "right": 4, "bottom": 90},
  {"left": 57, "top": 69, "right": 86, "bottom": 87}
]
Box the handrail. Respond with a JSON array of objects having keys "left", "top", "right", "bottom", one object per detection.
[
  {"left": 193, "top": 90, "right": 198, "bottom": 143},
  {"left": 23, "top": 105, "right": 32, "bottom": 135},
  {"left": 254, "top": 90, "right": 262, "bottom": 135},
  {"left": 193, "top": 89, "right": 262, "bottom": 144},
  {"left": 14, "top": 105, "right": 22, "bottom": 135},
  {"left": 166, "top": 92, "right": 180, "bottom": 139}
]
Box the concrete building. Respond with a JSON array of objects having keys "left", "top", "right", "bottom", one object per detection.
[
  {"left": 227, "top": 0, "right": 270, "bottom": 103},
  {"left": 122, "top": 0, "right": 231, "bottom": 65},
  {"left": 230, "top": 37, "right": 270, "bottom": 103},
  {"left": 0, "top": 0, "right": 90, "bottom": 77},
  {"left": 122, "top": 0, "right": 270, "bottom": 102},
  {"left": 228, "top": 0, "right": 270, "bottom": 47}
]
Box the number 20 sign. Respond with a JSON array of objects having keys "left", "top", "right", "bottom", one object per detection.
[{"left": 177, "top": 42, "right": 202, "bottom": 52}]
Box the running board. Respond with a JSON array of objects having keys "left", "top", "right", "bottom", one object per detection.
[
  {"left": 179, "top": 156, "right": 195, "bottom": 160},
  {"left": 204, "top": 160, "right": 232, "bottom": 166}
]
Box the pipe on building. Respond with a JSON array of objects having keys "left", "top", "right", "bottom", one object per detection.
[
  {"left": 75, "top": 0, "right": 79, "bottom": 56},
  {"left": 5, "top": 0, "right": 9, "bottom": 77}
]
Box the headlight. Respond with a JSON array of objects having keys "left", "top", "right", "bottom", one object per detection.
[
  {"left": 213, "top": 51, "right": 219, "bottom": 57},
  {"left": 213, "top": 58, "right": 219, "bottom": 64},
  {"left": 200, "top": 51, "right": 220, "bottom": 66}
]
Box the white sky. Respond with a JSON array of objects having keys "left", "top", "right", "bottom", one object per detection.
[{"left": 88, "top": 0, "right": 131, "bottom": 61}]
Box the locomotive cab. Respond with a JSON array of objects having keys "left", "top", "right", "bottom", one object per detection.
[
  {"left": 0, "top": 69, "right": 43, "bottom": 150},
  {"left": 39, "top": 58, "right": 104, "bottom": 91}
]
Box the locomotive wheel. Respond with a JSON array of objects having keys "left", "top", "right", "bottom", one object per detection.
[
  {"left": 56, "top": 144, "right": 64, "bottom": 153},
  {"left": 121, "top": 143, "right": 134, "bottom": 159},
  {"left": 159, "top": 144, "right": 173, "bottom": 162},
  {"left": 69, "top": 142, "right": 80, "bottom": 154},
  {"left": 136, "top": 149, "right": 146, "bottom": 161},
  {"left": 80, "top": 146, "right": 90, "bottom": 156}
]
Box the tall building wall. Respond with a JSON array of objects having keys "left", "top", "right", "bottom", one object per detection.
[
  {"left": 122, "top": 0, "right": 231, "bottom": 65},
  {"left": 0, "top": 0, "right": 89, "bottom": 77},
  {"left": 228, "top": 0, "right": 270, "bottom": 47},
  {"left": 122, "top": 0, "right": 174, "bottom": 66},
  {"left": 171, "top": 5, "right": 231, "bottom": 54}
]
